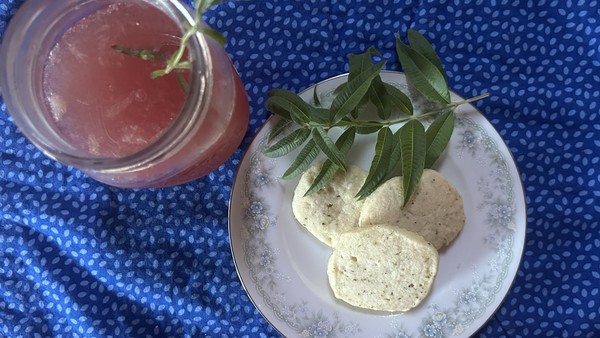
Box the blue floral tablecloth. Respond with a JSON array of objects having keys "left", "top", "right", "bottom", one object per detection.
[{"left": 1, "top": 0, "right": 599, "bottom": 337}]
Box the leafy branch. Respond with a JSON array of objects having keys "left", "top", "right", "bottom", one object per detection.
[
  {"left": 263, "top": 29, "right": 490, "bottom": 206},
  {"left": 111, "top": 0, "right": 225, "bottom": 88}
]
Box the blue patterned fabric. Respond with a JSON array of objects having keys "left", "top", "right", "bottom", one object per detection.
[{"left": 1, "top": 0, "right": 599, "bottom": 337}]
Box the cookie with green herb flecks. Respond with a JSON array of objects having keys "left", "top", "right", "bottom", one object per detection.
[
  {"left": 359, "top": 169, "right": 465, "bottom": 250},
  {"left": 292, "top": 162, "right": 367, "bottom": 247},
  {"left": 327, "top": 224, "right": 439, "bottom": 312}
]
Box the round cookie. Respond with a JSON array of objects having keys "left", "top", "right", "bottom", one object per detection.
[
  {"left": 292, "top": 162, "right": 367, "bottom": 247},
  {"left": 359, "top": 169, "right": 465, "bottom": 250},
  {"left": 327, "top": 224, "right": 439, "bottom": 312}
]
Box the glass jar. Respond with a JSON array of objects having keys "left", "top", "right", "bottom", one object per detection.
[{"left": 0, "top": 0, "right": 249, "bottom": 188}]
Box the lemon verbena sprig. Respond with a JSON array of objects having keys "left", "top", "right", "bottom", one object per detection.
[
  {"left": 263, "top": 29, "right": 490, "bottom": 206},
  {"left": 111, "top": 0, "right": 226, "bottom": 88},
  {"left": 149, "top": 0, "right": 226, "bottom": 79}
]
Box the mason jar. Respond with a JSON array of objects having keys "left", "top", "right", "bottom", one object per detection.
[{"left": 0, "top": 0, "right": 249, "bottom": 188}]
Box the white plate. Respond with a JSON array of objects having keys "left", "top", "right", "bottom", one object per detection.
[{"left": 229, "top": 72, "right": 526, "bottom": 338}]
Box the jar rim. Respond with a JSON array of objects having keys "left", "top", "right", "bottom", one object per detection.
[{"left": 0, "top": 0, "right": 212, "bottom": 172}]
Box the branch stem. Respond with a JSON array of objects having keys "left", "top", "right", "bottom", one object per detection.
[{"left": 335, "top": 92, "right": 490, "bottom": 129}]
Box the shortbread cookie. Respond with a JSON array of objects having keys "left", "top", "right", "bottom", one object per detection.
[
  {"left": 292, "top": 162, "right": 367, "bottom": 247},
  {"left": 327, "top": 224, "right": 439, "bottom": 312},
  {"left": 359, "top": 169, "right": 465, "bottom": 249}
]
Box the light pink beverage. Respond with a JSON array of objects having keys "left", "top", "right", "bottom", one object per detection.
[{"left": 41, "top": 2, "right": 249, "bottom": 187}]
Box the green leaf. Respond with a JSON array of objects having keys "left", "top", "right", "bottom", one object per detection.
[
  {"left": 305, "top": 162, "right": 340, "bottom": 197},
  {"left": 111, "top": 45, "right": 166, "bottom": 61},
  {"left": 265, "top": 90, "right": 314, "bottom": 124},
  {"left": 310, "top": 108, "right": 331, "bottom": 125},
  {"left": 388, "top": 128, "right": 403, "bottom": 176},
  {"left": 263, "top": 127, "right": 310, "bottom": 158},
  {"left": 383, "top": 83, "right": 413, "bottom": 116},
  {"left": 330, "top": 61, "right": 386, "bottom": 123},
  {"left": 356, "top": 127, "right": 398, "bottom": 199},
  {"left": 424, "top": 110, "right": 455, "bottom": 168},
  {"left": 264, "top": 96, "right": 293, "bottom": 120},
  {"left": 355, "top": 124, "right": 382, "bottom": 134},
  {"left": 407, "top": 29, "right": 445, "bottom": 79},
  {"left": 269, "top": 89, "right": 315, "bottom": 115},
  {"left": 350, "top": 94, "right": 371, "bottom": 120},
  {"left": 288, "top": 107, "right": 311, "bottom": 125},
  {"left": 399, "top": 119, "right": 426, "bottom": 206},
  {"left": 313, "top": 86, "right": 321, "bottom": 107},
  {"left": 396, "top": 35, "right": 450, "bottom": 104},
  {"left": 304, "top": 127, "right": 356, "bottom": 196},
  {"left": 348, "top": 47, "right": 381, "bottom": 81},
  {"left": 265, "top": 94, "right": 312, "bottom": 125},
  {"left": 268, "top": 118, "right": 292, "bottom": 143},
  {"left": 311, "top": 127, "right": 347, "bottom": 172},
  {"left": 281, "top": 139, "right": 320, "bottom": 179},
  {"left": 333, "top": 82, "right": 347, "bottom": 94},
  {"left": 369, "top": 77, "right": 393, "bottom": 120},
  {"left": 336, "top": 127, "right": 357, "bottom": 155}
]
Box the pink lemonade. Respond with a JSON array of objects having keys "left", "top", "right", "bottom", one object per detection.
[{"left": 41, "top": 2, "right": 249, "bottom": 187}]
